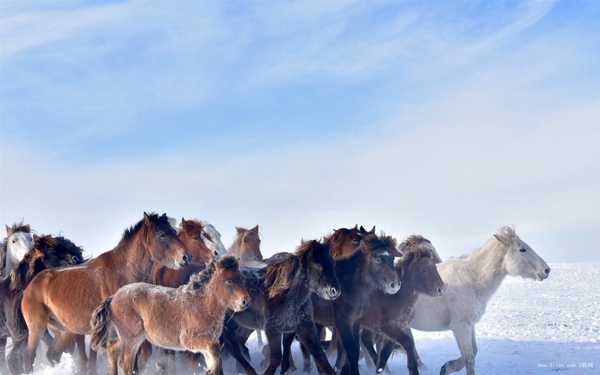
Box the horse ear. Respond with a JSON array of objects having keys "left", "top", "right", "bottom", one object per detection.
[
  {"left": 494, "top": 234, "right": 510, "bottom": 245},
  {"left": 370, "top": 226, "right": 376, "bottom": 234},
  {"left": 144, "top": 212, "right": 151, "bottom": 225},
  {"left": 251, "top": 225, "right": 259, "bottom": 233},
  {"left": 390, "top": 246, "right": 403, "bottom": 257},
  {"left": 236, "top": 227, "right": 244, "bottom": 235},
  {"left": 353, "top": 224, "right": 358, "bottom": 230},
  {"left": 5, "top": 225, "right": 9, "bottom": 234}
]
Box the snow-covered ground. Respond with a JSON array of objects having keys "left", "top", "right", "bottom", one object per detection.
[{"left": 15, "top": 262, "right": 600, "bottom": 375}]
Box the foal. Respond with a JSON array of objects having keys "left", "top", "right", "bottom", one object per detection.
[
  {"left": 90, "top": 255, "right": 250, "bottom": 375},
  {"left": 409, "top": 225, "right": 550, "bottom": 375},
  {"left": 360, "top": 239, "right": 445, "bottom": 375}
]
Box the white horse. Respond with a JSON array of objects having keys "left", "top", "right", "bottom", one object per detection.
[
  {"left": 0, "top": 221, "right": 33, "bottom": 280},
  {"left": 409, "top": 225, "right": 550, "bottom": 375},
  {"left": 198, "top": 221, "right": 228, "bottom": 258}
]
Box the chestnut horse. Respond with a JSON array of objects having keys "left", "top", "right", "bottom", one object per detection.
[
  {"left": 217, "top": 240, "right": 341, "bottom": 375},
  {"left": 20, "top": 212, "right": 191, "bottom": 374},
  {"left": 360, "top": 237, "right": 446, "bottom": 375},
  {"left": 1, "top": 234, "right": 85, "bottom": 375},
  {"left": 229, "top": 225, "right": 263, "bottom": 265},
  {"left": 90, "top": 255, "right": 250, "bottom": 375}
]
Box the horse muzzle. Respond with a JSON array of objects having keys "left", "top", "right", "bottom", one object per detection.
[
  {"left": 536, "top": 267, "right": 551, "bottom": 281},
  {"left": 180, "top": 253, "right": 192, "bottom": 267},
  {"left": 384, "top": 281, "right": 401, "bottom": 295},
  {"left": 236, "top": 298, "right": 251, "bottom": 311}
]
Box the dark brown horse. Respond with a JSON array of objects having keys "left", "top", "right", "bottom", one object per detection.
[
  {"left": 216, "top": 240, "right": 341, "bottom": 375},
  {"left": 90, "top": 255, "right": 250, "bottom": 375},
  {"left": 307, "top": 232, "right": 401, "bottom": 375},
  {"left": 20, "top": 212, "right": 191, "bottom": 374},
  {"left": 1, "top": 234, "right": 85, "bottom": 375},
  {"left": 229, "top": 225, "right": 263, "bottom": 265},
  {"left": 360, "top": 236, "right": 446, "bottom": 375}
]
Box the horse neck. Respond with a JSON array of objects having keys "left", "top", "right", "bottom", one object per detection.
[
  {"left": 115, "top": 235, "right": 156, "bottom": 284},
  {"left": 338, "top": 251, "right": 372, "bottom": 293},
  {"left": 462, "top": 241, "right": 508, "bottom": 301}
]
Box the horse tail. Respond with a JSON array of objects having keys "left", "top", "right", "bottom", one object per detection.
[
  {"left": 90, "top": 296, "right": 114, "bottom": 354},
  {"left": 9, "top": 291, "right": 29, "bottom": 343}
]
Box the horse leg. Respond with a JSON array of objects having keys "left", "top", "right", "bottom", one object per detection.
[
  {"left": 380, "top": 324, "right": 418, "bottom": 375},
  {"left": 88, "top": 346, "right": 99, "bottom": 375},
  {"left": 107, "top": 338, "right": 122, "bottom": 375},
  {"left": 280, "top": 332, "right": 294, "bottom": 375},
  {"left": 0, "top": 336, "right": 8, "bottom": 374},
  {"left": 121, "top": 340, "right": 143, "bottom": 375},
  {"left": 360, "top": 330, "right": 378, "bottom": 369},
  {"left": 295, "top": 321, "right": 336, "bottom": 375},
  {"left": 376, "top": 339, "right": 395, "bottom": 374},
  {"left": 220, "top": 320, "right": 258, "bottom": 375},
  {"left": 7, "top": 338, "right": 28, "bottom": 375},
  {"left": 441, "top": 324, "right": 475, "bottom": 375},
  {"left": 299, "top": 341, "right": 313, "bottom": 374},
  {"left": 46, "top": 331, "right": 77, "bottom": 367},
  {"left": 263, "top": 326, "right": 283, "bottom": 375},
  {"left": 24, "top": 310, "right": 50, "bottom": 373},
  {"left": 137, "top": 340, "right": 153, "bottom": 373},
  {"left": 204, "top": 341, "right": 223, "bottom": 375},
  {"left": 256, "top": 329, "right": 264, "bottom": 347},
  {"left": 335, "top": 320, "right": 360, "bottom": 375}
]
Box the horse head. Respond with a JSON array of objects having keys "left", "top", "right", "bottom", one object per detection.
[
  {"left": 234, "top": 225, "right": 263, "bottom": 263},
  {"left": 178, "top": 218, "right": 216, "bottom": 266},
  {"left": 142, "top": 212, "right": 191, "bottom": 269},
  {"left": 397, "top": 241, "right": 445, "bottom": 297},
  {"left": 199, "top": 222, "right": 227, "bottom": 259},
  {"left": 494, "top": 225, "right": 550, "bottom": 281},
  {"left": 5, "top": 221, "right": 33, "bottom": 265},
  {"left": 360, "top": 232, "right": 401, "bottom": 294},
  {"left": 325, "top": 227, "right": 363, "bottom": 258},
  {"left": 214, "top": 255, "right": 250, "bottom": 312},
  {"left": 301, "top": 239, "right": 340, "bottom": 300}
]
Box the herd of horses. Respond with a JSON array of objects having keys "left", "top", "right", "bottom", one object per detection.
[{"left": 0, "top": 213, "right": 551, "bottom": 375}]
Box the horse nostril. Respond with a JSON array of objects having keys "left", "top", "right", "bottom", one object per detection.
[
  {"left": 182, "top": 254, "right": 192, "bottom": 263},
  {"left": 330, "top": 287, "right": 337, "bottom": 296},
  {"left": 545, "top": 268, "right": 550, "bottom": 274},
  {"left": 213, "top": 250, "right": 219, "bottom": 257},
  {"left": 437, "top": 287, "right": 443, "bottom": 295},
  {"left": 241, "top": 299, "right": 249, "bottom": 307},
  {"left": 390, "top": 282, "right": 397, "bottom": 290}
]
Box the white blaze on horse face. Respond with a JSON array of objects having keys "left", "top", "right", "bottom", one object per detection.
[
  {"left": 504, "top": 237, "right": 550, "bottom": 281},
  {"left": 201, "top": 223, "right": 227, "bottom": 258}
]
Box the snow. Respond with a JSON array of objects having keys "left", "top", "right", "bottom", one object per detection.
[{"left": 14, "top": 262, "right": 600, "bottom": 375}]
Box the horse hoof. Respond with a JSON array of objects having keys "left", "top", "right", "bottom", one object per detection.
[
  {"left": 376, "top": 368, "right": 383, "bottom": 374},
  {"left": 440, "top": 364, "right": 447, "bottom": 375}
]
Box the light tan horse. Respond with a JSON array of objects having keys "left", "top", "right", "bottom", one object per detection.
[{"left": 90, "top": 255, "right": 250, "bottom": 375}]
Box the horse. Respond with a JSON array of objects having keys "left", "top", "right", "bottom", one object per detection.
[
  {"left": 303, "top": 232, "right": 401, "bottom": 375},
  {"left": 229, "top": 225, "right": 263, "bottom": 265},
  {"left": 150, "top": 218, "right": 227, "bottom": 288},
  {"left": 0, "top": 221, "right": 33, "bottom": 280},
  {"left": 360, "top": 236, "right": 446, "bottom": 375},
  {"left": 409, "top": 225, "right": 550, "bottom": 375},
  {"left": 1, "top": 234, "right": 85, "bottom": 374},
  {"left": 20, "top": 212, "right": 191, "bottom": 375},
  {"left": 215, "top": 239, "right": 341, "bottom": 375},
  {"left": 90, "top": 255, "right": 250, "bottom": 375},
  {"left": 140, "top": 218, "right": 229, "bottom": 372}
]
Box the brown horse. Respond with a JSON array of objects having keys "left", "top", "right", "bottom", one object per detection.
[
  {"left": 150, "top": 218, "right": 222, "bottom": 288},
  {"left": 360, "top": 236, "right": 446, "bottom": 375},
  {"left": 140, "top": 218, "right": 228, "bottom": 372},
  {"left": 90, "top": 255, "right": 250, "bottom": 375},
  {"left": 229, "top": 225, "right": 263, "bottom": 265},
  {"left": 20, "top": 212, "right": 191, "bottom": 374},
  {"left": 1, "top": 234, "right": 85, "bottom": 375}
]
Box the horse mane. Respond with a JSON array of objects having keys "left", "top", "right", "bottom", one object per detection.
[
  {"left": 120, "top": 212, "right": 172, "bottom": 244},
  {"left": 9, "top": 235, "right": 47, "bottom": 292},
  {"left": 360, "top": 232, "right": 398, "bottom": 255},
  {"left": 264, "top": 240, "right": 317, "bottom": 300},
  {"left": 0, "top": 239, "right": 6, "bottom": 273},
  {"left": 395, "top": 246, "right": 433, "bottom": 275},
  {"left": 6, "top": 220, "right": 31, "bottom": 238},
  {"left": 185, "top": 255, "right": 239, "bottom": 293},
  {"left": 323, "top": 228, "right": 354, "bottom": 249}
]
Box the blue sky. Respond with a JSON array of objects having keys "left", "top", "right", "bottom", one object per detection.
[{"left": 1, "top": 0, "right": 599, "bottom": 262}]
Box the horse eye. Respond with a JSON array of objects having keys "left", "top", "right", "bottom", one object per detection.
[
  {"left": 193, "top": 236, "right": 200, "bottom": 241},
  {"left": 374, "top": 257, "right": 382, "bottom": 263},
  {"left": 519, "top": 248, "right": 526, "bottom": 253},
  {"left": 158, "top": 231, "right": 167, "bottom": 239},
  {"left": 226, "top": 280, "right": 232, "bottom": 285}
]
